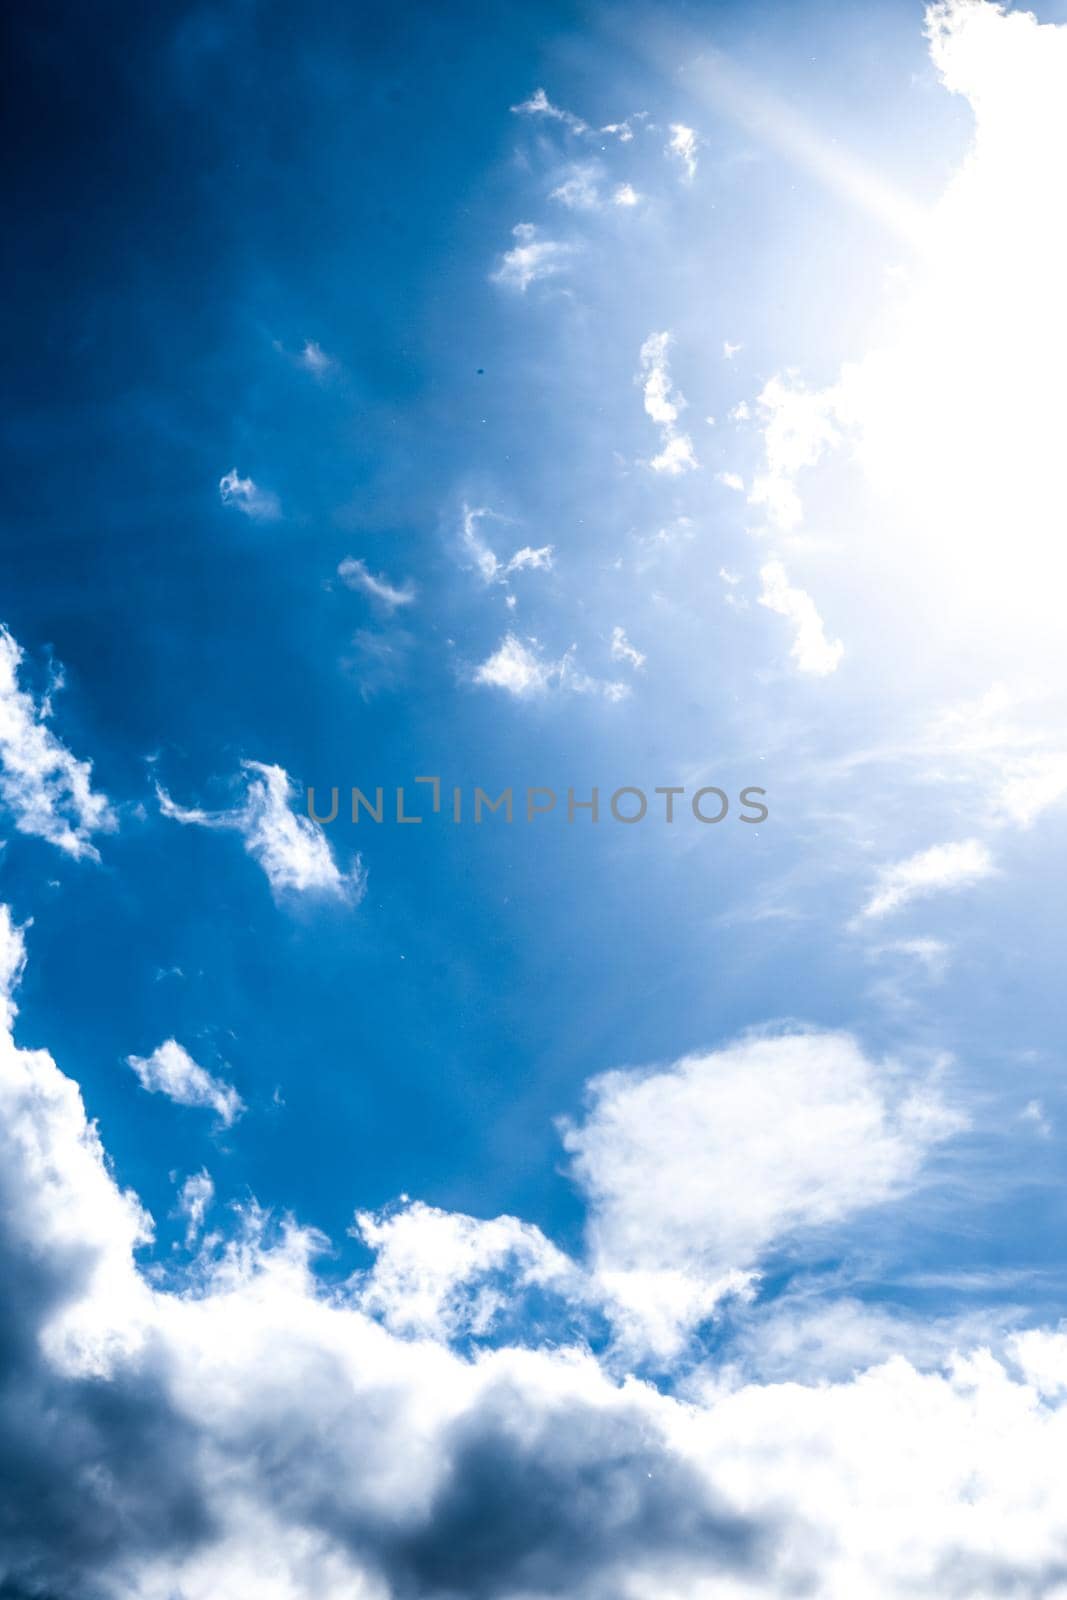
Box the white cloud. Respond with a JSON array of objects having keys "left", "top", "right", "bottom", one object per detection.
[
  {"left": 176, "top": 1169, "right": 215, "bottom": 1245},
  {"left": 546, "top": 168, "right": 641, "bottom": 213},
  {"left": 880, "top": 937, "right": 951, "bottom": 980},
  {"left": 922, "top": 687, "right": 1067, "bottom": 830},
  {"left": 218, "top": 469, "right": 281, "bottom": 521},
  {"left": 126, "top": 1040, "right": 243, "bottom": 1127},
  {"left": 638, "top": 332, "right": 698, "bottom": 475},
  {"left": 1020, "top": 1099, "right": 1052, "bottom": 1138},
  {"left": 298, "top": 339, "right": 335, "bottom": 376},
  {"left": 559, "top": 654, "right": 631, "bottom": 702},
  {"left": 744, "top": 0, "right": 1067, "bottom": 662},
  {"left": 509, "top": 86, "right": 589, "bottom": 135},
  {"left": 758, "top": 559, "right": 844, "bottom": 676},
  {"left": 473, "top": 634, "right": 628, "bottom": 703},
  {"left": 0, "top": 624, "right": 116, "bottom": 860},
  {"left": 650, "top": 434, "right": 698, "bottom": 475},
  {"left": 337, "top": 557, "right": 416, "bottom": 611},
  {"left": 473, "top": 633, "right": 554, "bottom": 698},
  {"left": 504, "top": 544, "right": 555, "bottom": 575},
  {"left": 667, "top": 122, "right": 699, "bottom": 180},
  {"left": 723, "top": 340, "right": 743, "bottom": 359},
  {"left": 157, "top": 760, "right": 364, "bottom": 903},
  {"left": 748, "top": 375, "right": 841, "bottom": 530},
  {"left": 562, "top": 1028, "right": 963, "bottom": 1357},
  {"left": 610, "top": 625, "right": 646, "bottom": 670},
  {"left": 716, "top": 470, "right": 745, "bottom": 491},
  {"left": 9, "top": 909, "right": 1067, "bottom": 1600},
  {"left": 861, "top": 838, "right": 996, "bottom": 919},
  {"left": 490, "top": 223, "right": 574, "bottom": 292},
  {"left": 460, "top": 505, "right": 554, "bottom": 585},
  {"left": 353, "top": 1201, "right": 572, "bottom": 1340},
  {"left": 549, "top": 163, "right": 601, "bottom": 210}
]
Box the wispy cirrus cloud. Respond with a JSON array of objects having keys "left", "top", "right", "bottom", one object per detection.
[
  {"left": 157, "top": 761, "right": 364, "bottom": 902},
  {"left": 175, "top": 1169, "right": 215, "bottom": 1246},
  {"left": 860, "top": 838, "right": 996, "bottom": 920},
  {"left": 218, "top": 469, "right": 281, "bottom": 521},
  {"left": 298, "top": 339, "right": 336, "bottom": 377},
  {"left": 460, "top": 505, "right": 554, "bottom": 586},
  {"left": 0, "top": 624, "right": 116, "bottom": 860},
  {"left": 337, "top": 557, "right": 416, "bottom": 612},
  {"left": 490, "top": 223, "right": 575, "bottom": 292},
  {"left": 510, "top": 86, "right": 590, "bottom": 136}
]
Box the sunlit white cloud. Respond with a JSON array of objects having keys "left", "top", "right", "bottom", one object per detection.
[
  {"left": 473, "top": 633, "right": 554, "bottom": 698},
  {"left": 0, "top": 624, "right": 116, "bottom": 861},
  {"left": 353, "top": 1201, "right": 573, "bottom": 1340},
  {"left": 638, "top": 331, "right": 698, "bottom": 475},
  {"left": 473, "top": 634, "right": 628, "bottom": 703},
  {"left": 861, "top": 838, "right": 996, "bottom": 920},
  {"left": 758, "top": 559, "right": 843, "bottom": 676},
  {"left": 7, "top": 911, "right": 1067, "bottom": 1600},
  {"left": 157, "top": 761, "right": 364, "bottom": 902},
  {"left": 667, "top": 122, "right": 699, "bottom": 180},
  {"left": 748, "top": 376, "right": 840, "bottom": 531},
  {"left": 562, "top": 1029, "right": 963, "bottom": 1357},
  {"left": 745, "top": 0, "right": 1067, "bottom": 660},
  {"left": 127, "top": 1040, "right": 243, "bottom": 1127}
]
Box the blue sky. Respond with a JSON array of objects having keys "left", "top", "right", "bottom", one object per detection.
[{"left": 4, "top": 1, "right": 1067, "bottom": 1594}]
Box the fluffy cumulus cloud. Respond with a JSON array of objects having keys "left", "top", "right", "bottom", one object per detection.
[
  {"left": 562, "top": 1029, "right": 963, "bottom": 1358},
  {"left": 126, "top": 1040, "right": 243, "bottom": 1127},
  {"left": 157, "top": 761, "right": 364, "bottom": 902},
  {"left": 352, "top": 1201, "right": 574, "bottom": 1340},
  {"left": 0, "top": 625, "right": 116, "bottom": 860},
  {"left": 861, "top": 837, "right": 996, "bottom": 919},
  {"left": 638, "top": 332, "right": 698, "bottom": 475},
  {"left": 8, "top": 911, "right": 1067, "bottom": 1598},
  {"left": 757, "top": 559, "right": 843, "bottom": 677}
]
